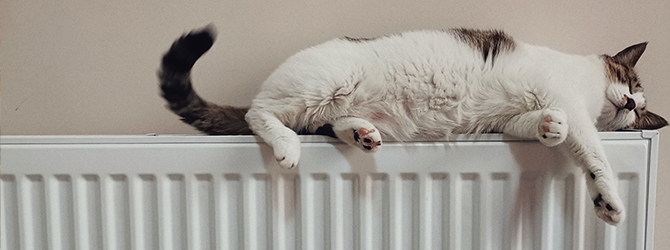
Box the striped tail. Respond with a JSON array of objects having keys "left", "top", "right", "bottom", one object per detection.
[{"left": 158, "top": 25, "right": 252, "bottom": 135}]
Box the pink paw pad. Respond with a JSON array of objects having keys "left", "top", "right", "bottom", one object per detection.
[
  {"left": 355, "top": 128, "right": 381, "bottom": 151},
  {"left": 538, "top": 108, "right": 568, "bottom": 147},
  {"left": 542, "top": 116, "right": 553, "bottom": 132},
  {"left": 358, "top": 128, "right": 374, "bottom": 136}
]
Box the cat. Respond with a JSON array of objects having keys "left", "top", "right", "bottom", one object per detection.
[{"left": 158, "top": 25, "right": 667, "bottom": 225}]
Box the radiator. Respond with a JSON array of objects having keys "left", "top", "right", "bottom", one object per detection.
[{"left": 0, "top": 131, "right": 659, "bottom": 250}]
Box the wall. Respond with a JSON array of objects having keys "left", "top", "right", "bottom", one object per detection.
[{"left": 2, "top": 0, "right": 669, "bottom": 245}]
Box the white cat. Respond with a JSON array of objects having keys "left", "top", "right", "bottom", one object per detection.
[{"left": 159, "top": 25, "right": 667, "bottom": 225}]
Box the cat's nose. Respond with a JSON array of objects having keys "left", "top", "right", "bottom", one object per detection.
[{"left": 624, "top": 97, "right": 636, "bottom": 110}]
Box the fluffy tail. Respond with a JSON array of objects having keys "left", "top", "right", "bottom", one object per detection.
[{"left": 158, "top": 25, "right": 252, "bottom": 135}]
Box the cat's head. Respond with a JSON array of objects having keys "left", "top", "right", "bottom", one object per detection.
[{"left": 598, "top": 42, "right": 668, "bottom": 131}]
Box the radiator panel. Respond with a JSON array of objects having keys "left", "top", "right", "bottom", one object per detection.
[{"left": 0, "top": 132, "right": 658, "bottom": 250}]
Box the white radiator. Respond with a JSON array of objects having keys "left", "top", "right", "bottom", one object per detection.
[{"left": 0, "top": 131, "right": 659, "bottom": 250}]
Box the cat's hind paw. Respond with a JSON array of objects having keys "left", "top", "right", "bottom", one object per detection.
[
  {"left": 353, "top": 128, "right": 382, "bottom": 152},
  {"left": 332, "top": 117, "right": 383, "bottom": 153},
  {"left": 538, "top": 108, "right": 568, "bottom": 147}
]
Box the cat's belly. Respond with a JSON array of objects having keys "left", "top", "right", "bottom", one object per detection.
[
  {"left": 352, "top": 102, "right": 464, "bottom": 141},
  {"left": 351, "top": 80, "right": 470, "bottom": 141},
  {"left": 293, "top": 55, "right": 480, "bottom": 140}
]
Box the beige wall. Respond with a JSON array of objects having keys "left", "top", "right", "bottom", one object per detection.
[{"left": 2, "top": 0, "right": 669, "bottom": 244}]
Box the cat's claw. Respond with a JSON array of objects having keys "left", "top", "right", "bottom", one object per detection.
[
  {"left": 353, "top": 128, "right": 382, "bottom": 152},
  {"left": 538, "top": 108, "right": 568, "bottom": 147}
]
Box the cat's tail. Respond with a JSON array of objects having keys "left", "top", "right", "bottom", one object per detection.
[{"left": 158, "top": 25, "right": 253, "bottom": 135}]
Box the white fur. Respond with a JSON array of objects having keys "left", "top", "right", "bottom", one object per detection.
[
  {"left": 598, "top": 84, "right": 641, "bottom": 131},
  {"left": 245, "top": 30, "right": 640, "bottom": 224}
]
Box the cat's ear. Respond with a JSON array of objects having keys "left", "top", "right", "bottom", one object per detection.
[
  {"left": 612, "top": 42, "right": 648, "bottom": 67},
  {"left": 630, "top": 110, "right": 668, "bottom": 130}
]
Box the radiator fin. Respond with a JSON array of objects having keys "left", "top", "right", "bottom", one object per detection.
[
  {"left": 456, "top": 173, "right": 481, "bottom": 250},
  {"left": 365, "top": 174, "right": 389, "bottom": 250},
  {"left": 77, "top": 174, "right": 103, "bottom": 249},
  {"left": 339, "top": 173, "right": 360, "bottom": 250},
  {"left": 306, "top": 174, "right": 331, "bottom": 250},
  {"left": 515, "top": 172, "right": 544, "bottom": 250},
  {"left": 134, "top": 174, "right": 159, "bottom": 250},
  {"left": 161, "top": 174, "right": 187, "bottom": 250},
  {"left": 221, "top": 174, "right": 243, "bottom": 250},
  {"left": 547, "top": 174, "right": 575, "bottom": 250},
  {"left": 489, "top": 173, "right": 510, "bottom": 250},
  {"left": 1, "top": 175, "right": 20, "bottom": 250},
  {"left": 616, "top": 173, "right": 640, "bottom": 250},
  {"left": 276, "top": 174, "right": 301, "bottom": 250},
  {"left": 427, "top": 173, "right": 449, "bottom": 250},
  {"left": 24, "top": 175, "right": 48, "bottom": 250},
  {"left": 50, "top": 175, "right": 75, "bottom": 250},
  {"left": 104, "top": 174, "right": 131, "bottom": 250},
  {"left": 249, "top": 174, "right": 272, "bottom": 250},
  {"left": 189, "top": 174, "right": 216, "bottom": 250},
  {"left": 396, "top": 173, "right": 419, "bottom": 250}
]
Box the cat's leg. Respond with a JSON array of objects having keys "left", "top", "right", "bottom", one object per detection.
[
  {"left": 563, "top": 113, "right": 625, "bottom": 225},
  {"left": 331, "top": 117, "right": 382, "bottom": 152},
  {"left": 245, "top": 108, "right": 301, "bottom": 169},
  {"left": 502, "top": 108, "right": 569, "bottom": 147},
  {"left": 505, "top": 107, "right": 623, "bottom": 224}
]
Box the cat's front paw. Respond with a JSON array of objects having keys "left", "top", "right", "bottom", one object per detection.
[
  {"left": 272, "top": 137, "right": 301, "bottom": 169},
  {"left": 538, "top": 108, "right": 568, "bottom": 147},
  {"left": 592, "top": 191, "right": 626, "bottom": 225},
  {"left": 353, "top": 128, "right": 382, "bottom": 152},
  {"left": 588, "top": 172, "right": 625, "bottom": 225}
]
